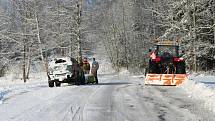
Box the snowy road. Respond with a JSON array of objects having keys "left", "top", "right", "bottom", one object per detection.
[{"left": 0, "top": 73, "right": 215, "bottom": 121}]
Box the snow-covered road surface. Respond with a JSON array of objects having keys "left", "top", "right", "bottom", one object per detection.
[{"left": 0, "top": 73, "right": 215, "bottom": 121}]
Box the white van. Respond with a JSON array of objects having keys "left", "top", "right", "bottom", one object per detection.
[{"left": 48, "top": 57, "right": 85, "bottom": 87}]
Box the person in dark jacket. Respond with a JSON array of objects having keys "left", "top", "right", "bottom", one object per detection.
[{"left": 91, "top": 58, "right": 99, "bottom": 84}]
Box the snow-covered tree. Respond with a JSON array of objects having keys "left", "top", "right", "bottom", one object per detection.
[{"left": 0, "top": 0, "right": 85, "bottom": 80}]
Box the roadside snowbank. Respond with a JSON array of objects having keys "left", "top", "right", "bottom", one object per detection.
[
  {"left": 181, "top": 76, "right": 215, "bottom": 113},
  {"left": 0, "top": 72, "right": 47, "bottom": 104},
  {"left": 0, "top": 72, "right": 47, "bottom": 86},
  {"left": 190, "top": 74, "right": 215, "bottom": 88},
  {"left": 0, "top": 81, "right": 47, "bottom": 104},
  {"left": 119, "top": 68, "right": 130, "bottom": 75}
]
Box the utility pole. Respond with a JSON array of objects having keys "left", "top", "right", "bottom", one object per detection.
[
  {"left": 193, "top": 0, "right": 197, "bottom": 72},
  {"left": 76, "top": 0, "right": 83, "bottom": 63}
]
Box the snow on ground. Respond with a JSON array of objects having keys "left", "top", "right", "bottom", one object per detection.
[
  {"left": 0, "top": 72, "right": 47, "bottom": 104},
  {"left": 118, "top": 68, "right": 130, "bottom": 75},
  {"left": 0, "top": 52, "right": 215, "bottom": 120},
  {"left": 0, "top": 65, "right": 215, "bottom": 120},
  {"left": 0, "top": 44, "right": 113, "bottom": 106},
  {"left": 180, "top": 74, "right": 215, "bottom": 113},
  {"left": 125, "top": 70, "right": 215, "bottom": 115},
  {"left": 190, "top": 74, "right": 215, "bottom": 88},
  {"left": 0, "top": 72, "right": 47, "bottom": 85}
]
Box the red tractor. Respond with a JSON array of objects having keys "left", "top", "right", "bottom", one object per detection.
[{"left": 145, "top": 41, "right": 187, "bottom": 86}]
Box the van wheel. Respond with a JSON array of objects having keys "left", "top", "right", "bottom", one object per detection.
[
  {"left": 48, "top": 80, "right": 54, "bottom": 87},
  {"left": 55, "top": 81, "right": 61, "bottom": 87}
]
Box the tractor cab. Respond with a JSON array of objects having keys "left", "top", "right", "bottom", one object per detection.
[
  {"left": 157, "top": 44, "right": 179, "bottom": 58},
  {"left": 145, "top": 40, "right": 187, "bottom": 86},
  {"left": 149, "top": 41, "right": 185, "bottom": 74}
]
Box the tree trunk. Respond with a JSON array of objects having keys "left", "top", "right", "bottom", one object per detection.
[
  {"left": 23, "top": 42, "right": 26, "bottom": 83},
  {"left": 193, "top": 0, "right": 197, "bottom": 72},
  {"left": 213, "top": 0, "right": 215, "bottom": 44},
  {"left": 26, "top": 47, "right": 31, "bottom": 79},
  {"left": 122, "top": 1, "right": 128, "bottom": 70},
  {"left": 35, "top": 11, "right": 48, "bottom": 76},
  {"left": 77, "top": 1, "right": 83, "bottom": 63}
]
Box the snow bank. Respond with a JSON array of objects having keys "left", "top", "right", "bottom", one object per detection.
[
  {"left": 181, "top": 77, "right": 215, "bottom": 113},
  {"left": 0, "top": 72, "right": 47, "bottom": 86},
  {"left": 97, "top": 60, "right": 115, "bottom": 74},
  {"left": 119, "top": 68, "right": 130, "bottom": 75},
  {"left": 0, "top": 72, "right": 47, "bottom": 104},
  {"left": 0, "top": 81, "right": 47, "bottom": 104},
  {"left": 190, "top": 74, "right": 215, "bottom": 88}
]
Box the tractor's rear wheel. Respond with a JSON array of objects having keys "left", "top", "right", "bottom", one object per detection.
[
  {"left": 145, "top": 68, "right": 148, "bottom": 76},
  {"left": 149, "top": 60, "right": 158, "bottom": 73},
  {"left": 176, "top": 62, "right": 186, "bottom": 74}
]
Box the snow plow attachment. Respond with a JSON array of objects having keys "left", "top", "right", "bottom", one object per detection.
[{"left": 145, "top": 74, "right": 188, "bottom": 86}]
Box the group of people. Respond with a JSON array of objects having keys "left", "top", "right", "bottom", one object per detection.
[{"left": 81, "top": 57, "right": 99, "bottom": 83}]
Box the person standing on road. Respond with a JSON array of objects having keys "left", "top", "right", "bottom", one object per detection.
[
  {"left": 91, "top": 58, "right": 99, "bottom": 84},
  {"left": 83, "top": 57, "right": 90, "bottom": 74}
]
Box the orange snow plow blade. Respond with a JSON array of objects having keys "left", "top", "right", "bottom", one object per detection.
[{"left": 145, "top": 74, "right": 187, "bottom": 86}]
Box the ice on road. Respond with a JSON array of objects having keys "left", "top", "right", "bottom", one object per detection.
[{"left": 0, "top": 73, "right": 215, "bottom": 121}]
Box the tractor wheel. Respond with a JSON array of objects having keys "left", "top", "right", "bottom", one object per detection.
[
  {"left": 145, "top": 67, "right": 148, "bottom": 76},
  {"left": 149, "top": 61, "right": 157, "bottom": 73},
  {"left": 176, "top": 62, "right": 186, "bottom": 74}
]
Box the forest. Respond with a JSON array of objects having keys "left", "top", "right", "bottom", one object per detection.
[{"left": 0, "top": 0, "right": 214, "bottom": 79}]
